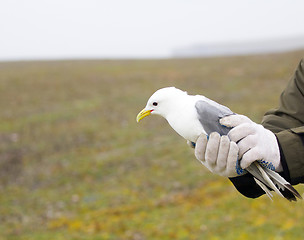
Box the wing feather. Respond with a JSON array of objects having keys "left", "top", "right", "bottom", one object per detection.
[
  {"left": 195, "top": 100, "right": 233, "bottom": 135},
  {"left": 194, "top": 99, "right": 301, "bottom": 201}
]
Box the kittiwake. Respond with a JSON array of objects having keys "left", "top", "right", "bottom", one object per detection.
[{"left": 136, "top": 87, "right": 301, "bottom": 201}]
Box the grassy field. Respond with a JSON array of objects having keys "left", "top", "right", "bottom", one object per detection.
[{"left": 1, "top": 50, "right": 304, "bottom": 240}]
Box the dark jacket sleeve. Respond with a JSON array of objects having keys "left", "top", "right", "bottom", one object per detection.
[
  {"left": 263, "top": 58, "right": 304, "bottom": 185},
  {"left": 229, "top": 58, "right": 304, "bottom": 198}
]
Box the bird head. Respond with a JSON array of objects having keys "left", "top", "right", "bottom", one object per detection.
[{"left": 136, "top": 87, "right": 187, "bottom": 122}]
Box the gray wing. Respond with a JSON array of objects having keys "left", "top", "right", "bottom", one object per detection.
[
  {"left": 195, "top": 100, "right": 302, "bottom": 201},
  {"left": 195, "top": 100, "right": 234, "bottom": 135}
]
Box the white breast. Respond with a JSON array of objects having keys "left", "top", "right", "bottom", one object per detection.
[{"left": 165, "top": 97, "right": 206, "bottom": 142}]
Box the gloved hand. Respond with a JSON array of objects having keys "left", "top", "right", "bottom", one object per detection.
[
  {"left": 192, "top": 132, "right": 245, "bottom": 177},
  {"left": 220, "top": 114, "right": 283, "bottom": 172}
]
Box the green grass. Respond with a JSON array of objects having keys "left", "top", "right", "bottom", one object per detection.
[{"left": 1, "top": 51, "right": 304, "bottom": 240}]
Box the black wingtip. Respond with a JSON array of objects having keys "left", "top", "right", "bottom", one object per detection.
[{"left": 282, "top": 184, "right": 303, "bottom": 201}]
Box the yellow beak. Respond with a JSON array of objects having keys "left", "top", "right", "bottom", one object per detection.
[{"left": 136, "top": 108, "right": 152, "bottom": 122}]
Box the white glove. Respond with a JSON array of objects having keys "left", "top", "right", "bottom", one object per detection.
[
  {"left": 193, "top": 132, "right": 245, "bottom": 177},
  {"left": 220, "top": 114, "right": 283, "bottom": 172}
]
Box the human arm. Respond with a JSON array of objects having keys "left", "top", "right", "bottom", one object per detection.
[
  {"left": 262, "top": 58, "right": 304, "bottom": 185},
  {"left": 229, "top": 58, "right": 304, "bottom": 198}
]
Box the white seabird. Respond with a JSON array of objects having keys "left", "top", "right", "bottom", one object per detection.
[{"left": 136, "top": 87, "right": 301, "bottom": 201}]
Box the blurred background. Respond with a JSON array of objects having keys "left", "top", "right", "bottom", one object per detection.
[{"left": 1, "top": 1, "right": 304, "bottom": 239}]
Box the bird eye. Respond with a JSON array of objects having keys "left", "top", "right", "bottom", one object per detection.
[{"left": 153, "top": 102, "right": 158, "bottom": 106}]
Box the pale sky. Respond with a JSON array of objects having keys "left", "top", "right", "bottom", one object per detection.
[{"left": 1, "top": 0, "right": 304, "bottom": 60}]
